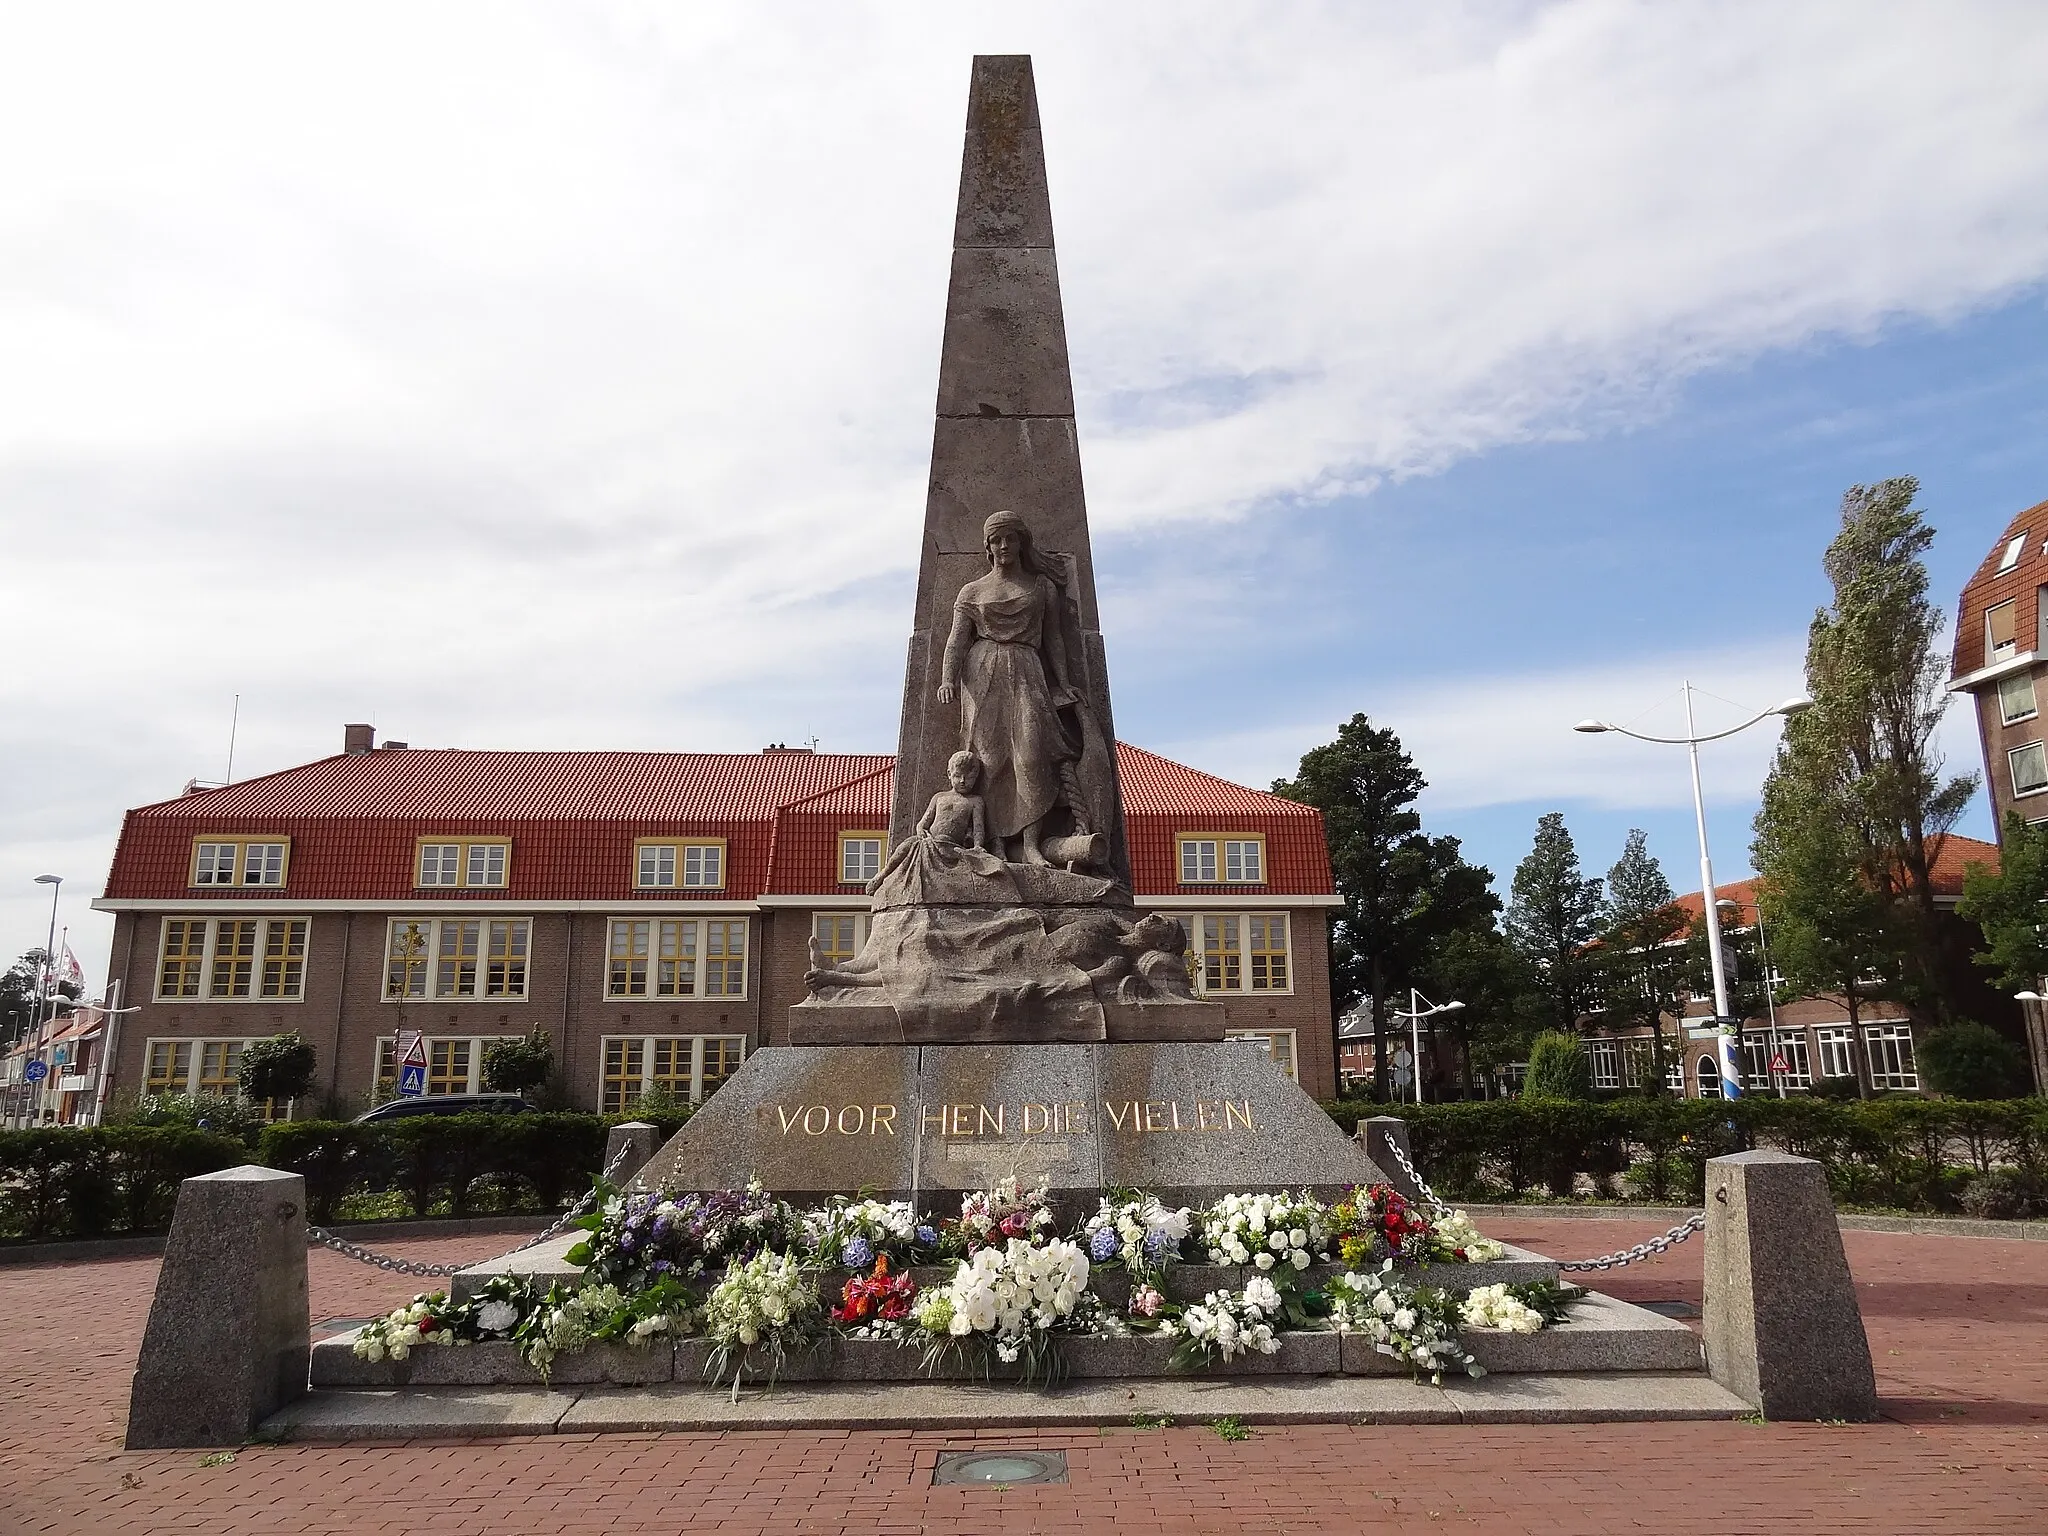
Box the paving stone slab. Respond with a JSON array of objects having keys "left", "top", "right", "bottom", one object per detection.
[
  {"left": 1438, "top": 1371, "right": 1748, "bottom": 1423},
  {"left": 1463, "top": 1291, "right": 1703, "bottom": 1375},
  {"left": 264, "top": 1387, "right": 581, "bottom": 1441}
]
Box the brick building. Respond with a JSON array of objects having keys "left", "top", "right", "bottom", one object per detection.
[
  {"left": 1950, "top": 495, "right": 2048, "bottom": 831},
  {"left": 1575, "top": 836, "right": 2014, "bottom": 1098},
  {"left": 91, "top": 730, "right": 1341, "bottom": 1116}
]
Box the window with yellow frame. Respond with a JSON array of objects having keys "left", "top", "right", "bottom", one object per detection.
[
  {"left": 155, "top": 917, "right": 310, "bottom": 1002},
  {"left": 838, "top": 833, "right": 886, "bottom": 886},
  {"left": 1176, "top": 834, "right": 1266, "bottom": 885},
  {"left": 189, "top": 837, "right": 291, "bottom": 888},
  {"left": 633, "top": 838, "right": 727, "bottom": 890},
  {"left": 599, "top": 1034, "right": 747, "bottom": 1112},
  {"left": 413, "top": 837, "right": 512, "bottom": 889}
]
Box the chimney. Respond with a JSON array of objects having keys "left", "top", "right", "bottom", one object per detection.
[
  {"left": 380, "top": 740, "right": 408, "bottom": 751},
  {"left": 344, "top": 724, "right": 375, "bottom": 754}
]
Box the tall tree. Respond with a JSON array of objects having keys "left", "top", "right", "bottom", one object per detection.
[
  {"left": 1, "top": 950, "right": 54, "bottom": 1051},
  {"left": 1786, "top": 478, "right": 1977, "bottom": 1012},
  {"left": 1504, "top": 812, "right": 1604, "bottom": 1032},
  {"left": 1275, "top": 715, "right": 1499, "bottom": 1098},
  {"left": 1415, "top": 924, "right": 1543, "bottom": 1096},
  {"left": 1593, "top": 830, "right": 1689, "bottom": 1094},
  {"left": 1752, "top": 768, "right": 1901, "bottom": 1096}
]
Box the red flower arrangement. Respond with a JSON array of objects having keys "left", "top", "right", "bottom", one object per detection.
[
  {"left": 1330, "top": 1183, "right": 1432, "bottom": 1267},
  {"left": 831, "top": 1255, "right": 919, "bottom": 1326}
]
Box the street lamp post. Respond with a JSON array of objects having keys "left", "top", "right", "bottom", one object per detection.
[
  {"left": 1390, "top": 989, "right": 1464, "bottom": 1104},
  {"left": 24, "top": 874, "right": 62, "bottom": 1128},
  {"left": 1574, "top": 685, "right": 1809, "bottom": 1101}
]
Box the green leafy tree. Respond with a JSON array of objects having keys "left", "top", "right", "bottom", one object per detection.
[
  {"left": 1504, "top": 813, "right": 1604, "bottom": 1032},
  {"left": 1593, "top": 830, "right": 1689, "bottom": 1095},
  {"left": 1753, "top": 771, "right": 1901, "bottom": 1098},
  {"left": 1274, "top": 715, "right": 1499, "bottom": 1098},
  {"left": 1916, "top": 1021, "right": 2031, "bottom": 1099},
  {"left": 1783, "top": 478, "right": 1977, "bottom": 1013},
  {"left": 238, "top": 1033, "right": 317, "bottom": 1106},
  {"left": 482, "top": 1029, "right": 554, "bottom": 1095},
  {"left": 1958, "top": 813, "right": 2048, "bottom": 990},
  {"left": 1414, "top": 925, "right": 1543, "bottom": 1097},
  {"left": 0, "top": 949, "right": 77, "bottom": 1051},
  {"left": 1522, "top": 1030, "right": 1593, "bottom": 1100}
]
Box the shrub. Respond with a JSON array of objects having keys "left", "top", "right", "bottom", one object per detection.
[
  {"left": 1522, "top": 1033, "right": 1592, "bottom": 1101},
  {"left": 1960, "top": 1166, "right": 2048, "bottom": 1220},
  {"left": 482, "top": 1030, "right": 554, "bottom": 1095},
  {"left": 0, "top": 1126, "right": 244, "bottom": 1240},
  {"left": 239, "top": 1033, "right": 318, "bottom": 1106},
  {"left": 1808, "top": 1075, "right": 1862, "bottom": 1102},
  {"left": 114, "top": 1091, "right": 270, "bottom": 1147},
  {"left": 1918, "top": 1023, "right": 2033, "bottom": 1101}
]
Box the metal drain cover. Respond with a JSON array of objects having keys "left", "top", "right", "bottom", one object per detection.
[{"left": 932, "top": 1450, "right": 1069, "bottom": 1486}]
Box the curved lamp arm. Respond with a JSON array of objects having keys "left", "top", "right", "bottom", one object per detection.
[{"left": 1573, "top": 696, "right": 1810, "bottom": 745}]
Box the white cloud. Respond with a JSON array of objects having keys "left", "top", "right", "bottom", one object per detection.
[{"left": 3, "top": 2, "right": 2043, "bottom": 981}]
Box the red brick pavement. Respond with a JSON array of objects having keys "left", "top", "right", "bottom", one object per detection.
[{"left": 1, "top": 1217, "right": 2042, "bottom": 1535}]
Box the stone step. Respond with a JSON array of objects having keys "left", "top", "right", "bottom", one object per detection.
[
  {"left": 314, "top": 1289, "right": 1696, "bottom": 1389},
  {"left": 265, "top": 1370, "right": 1748, "bottom": 1440},
  {"left": 448, "top": 1241, "right": 1559, "bottom": 1306}
]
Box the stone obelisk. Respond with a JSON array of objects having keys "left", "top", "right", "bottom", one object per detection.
[{"left": 891, "top": 54, "right": 1130, "bottom": 890}]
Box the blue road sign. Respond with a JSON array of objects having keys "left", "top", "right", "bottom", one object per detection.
[
  {"left": 23, "top": 1060, "right": 48, "bottom": 1083},
  {"left": 398, "top": 1062, "right": 427, "bottom": 1096}
]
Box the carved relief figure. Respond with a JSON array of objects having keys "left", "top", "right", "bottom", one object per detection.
[{"left": 936, "top": 510, "right": 1097, "bottom": 867}]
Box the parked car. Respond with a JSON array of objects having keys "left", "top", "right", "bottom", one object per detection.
[{"left": 353, "top": 1092, "right": 537, "bottom": 1124}]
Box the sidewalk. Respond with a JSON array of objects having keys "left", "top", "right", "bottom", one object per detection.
[{"left": 1, "top": 1217, "right": 2041, "bottom": 1534}]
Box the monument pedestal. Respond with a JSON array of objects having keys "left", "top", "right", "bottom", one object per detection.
[
  {"left": 632, "top": 1042, "right": 1390, "bottom": 1218},
  {"left": 787, "top": 997, "right": 1227, "bottom": 1045}
]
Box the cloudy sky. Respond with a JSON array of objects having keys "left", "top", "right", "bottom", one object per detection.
[{"left": 7, "top": 2, "right": 2048, "bottom": 987}]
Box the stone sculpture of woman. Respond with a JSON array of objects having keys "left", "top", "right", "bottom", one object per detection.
[{"left": 934, "top": 510, "right": 1088, "bottom": 867}]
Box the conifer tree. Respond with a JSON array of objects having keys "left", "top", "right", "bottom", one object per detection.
[
  {"left": 1594, "top": 830, "right": 1689, "bottom": 1094},
  {"left": 1504, "top": 813, "right": 1604, "bottom": 1032}
]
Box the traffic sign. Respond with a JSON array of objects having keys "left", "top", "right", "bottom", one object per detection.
[
  {"left": 1391, "top": 1066, "right": 1413, "bottom": 1088},
  {"left": 395, "top": 1031, "right": 428, "bottom": 1097},
  {"left": 1769, "top": 1054, "right": 1790, "bottom": 1074},
  {"left": 1392, "top": 1046, "right": 1413, "bottom": 1069},
  {"left": 22, "top": 1061, "right": 47, "bottom": 1083}
]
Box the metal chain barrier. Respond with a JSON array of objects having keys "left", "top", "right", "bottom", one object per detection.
[
  {"left": 306, "top": 1139, "right": 635, "bottom": 1279},
  {"left": 1383, "top": 1132, "right": 1708, "bottom": 1272},
  {"left": 1552, "top": 1213, "right": 1707, "bottom": 1272}
]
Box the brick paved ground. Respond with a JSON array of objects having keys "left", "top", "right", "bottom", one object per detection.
[{"left": 2, "top": 1216, "right": 2042, "bottom": 1534}]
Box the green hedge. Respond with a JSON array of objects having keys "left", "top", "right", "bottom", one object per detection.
[
  {"left": 1327, "top": 1096, "right": 2048, "bottom": 1213},
  {"left": 257, "top": 1111, "right": 691, "bottom": 1224},
  {"left": 0, "top": 1126, "right": 249, "bottom": 1241},
  {"left": 2, "top": 1109, "right": 694, "bottom": 1240}
]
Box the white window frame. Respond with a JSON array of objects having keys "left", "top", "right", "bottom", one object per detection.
[
  {"left": 2011, "top": 741, "right": 2048, "bottom": 798},
  {"left": 1177, "top": 834, "right": 1267, "bottom": 885},
  {"left": 381, "top": 917, "right": 532, "bottom": 1002},
  {"left": 810, "top": 911, "right": 870, "bottom": 969},
  {"left": 838, "top": 833, "right": 886, "bottom": 886},
  {"left": 1586, "top": 1038, "right": 1621, "bottom": 1089},
  {"left": 1815, "top": 1025, "right": 1855, "bottom": 1080},
  {"left": 374, "top": 1035, "right": 485, "bottom": 1096},
  {"left": 1999, "top": 533, "right": 2028, "bottom": 572},
  {"left": 154, "top": 916, "right": 311, "bottom": 1002},
  {"left": 1180, "top": 911, "right": 1295, "bottom": 996},
  {"left": 1999, "top": 671, "right": 2039, "bottom": 726},
  {"left": 633, "top": 838, "right": 727, "bottom": 890},
  {"left": 414, "top": 838, "right": 511, "bottom": 889},
  {"left": 597, "top": 1034, "right": 748, "bottom": 1111},
  {"left": 1988, "top": 598, "right": 2019, "bottom": 662},
  {"left": 1865, "top": 1023, "right": 1919, "bottom": 1091},
  {"left": 143, "top": 1036, "right": 265, "bottom": 1095},
  {"left": 603, "top": 917, "right": 749, "bottom": 1000},
  {"left": 1225, "top": 1028, "right": 1297, "bottom": 1083},
  {"left": 1695, "top": 1054, "right": 1722, "bottom": 1098},
  {"left": 189, "top": 837, "right": 290, "bottom": 888}
]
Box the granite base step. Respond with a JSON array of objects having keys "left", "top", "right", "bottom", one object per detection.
[
  {"left": 313, "top": 1289, "right": 1697, "bottom": 1388},
  {"left": 264, "top": 1370, "right": 1747, "bottom": 1440}
]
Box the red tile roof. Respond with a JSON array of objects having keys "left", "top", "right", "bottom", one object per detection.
[
  {"left": 1671, "top": 834, "right": 2001, "bottom": 923},
  {"left": 1952, "top": 497, "right": 2048, "bottom": 679},
  {"left": 105, "top": 744, "right": 1333, "bottom": 903}
]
